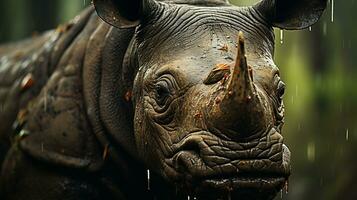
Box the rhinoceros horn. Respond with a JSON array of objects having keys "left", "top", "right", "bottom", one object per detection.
[
  {"left": 208, "top": 32, "right": 269, "bottom": 140},
  {"left": 93, "top": 0, "right": 159, "bottom": 28},
  {"left": 254, "top": 0, "right": 328, "bottom": 29}
]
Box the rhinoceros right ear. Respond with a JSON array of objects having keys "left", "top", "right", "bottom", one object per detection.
[
  {"left": 254, "top": 0, "right": 328, "bottom": 30},
  {"left": 93, "top": 0, "right": 157, "bottom": 28}
]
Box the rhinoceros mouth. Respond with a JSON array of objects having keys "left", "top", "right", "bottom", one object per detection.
[
  {"left": 195, "top": 174, "right": 287, "bottom": 199},
  {"left": 164, "top": 130, "right": 290, "bottom": 198},
  {"left": 200, "top": 174, "right": 286, "bottom": 188}
]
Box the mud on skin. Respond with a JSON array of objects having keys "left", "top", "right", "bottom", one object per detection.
[{"left": 0, "top": 0, "right": 327, "bottom": 199}]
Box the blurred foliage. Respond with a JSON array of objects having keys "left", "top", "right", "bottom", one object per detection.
[{"left": 0, "top": 0, "right": 356, "bottom": 199}]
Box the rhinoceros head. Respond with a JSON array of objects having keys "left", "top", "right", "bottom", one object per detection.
[{"left": 93, "top": 0, "right": 327, "bottom": 199}]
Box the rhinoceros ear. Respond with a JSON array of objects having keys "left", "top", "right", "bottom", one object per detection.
[
  {"left": 254, "top": 0, "right": 328, "bottom": 30},
  {"left": 93, "top": 0, "right": 157, "bottom": 28}
]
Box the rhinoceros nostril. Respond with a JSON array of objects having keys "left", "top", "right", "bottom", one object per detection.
[
  {"left": 172, "top": 135, "right": 213, "bottom": 177},
  {"left": 173, "top": 141, "right": 201, "bottom": 171},
  {"left": 173, "top": 151, "right": 201, "bottom": 176}
]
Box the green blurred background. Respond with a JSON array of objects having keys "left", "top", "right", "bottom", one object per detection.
[{"left": 0, "top": 0, "right": 356, "bottom": 199}]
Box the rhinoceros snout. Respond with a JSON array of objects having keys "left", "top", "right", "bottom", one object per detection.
[{"left": 166, "top": 128, "right": 290, "bottom": 199}]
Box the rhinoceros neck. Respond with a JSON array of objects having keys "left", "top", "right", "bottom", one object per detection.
[
  {"left": 81, "top": 15, "right": 154, "bottom": 198},
  {"left": 86, "top": 25, "right": 184, "bottom": 199}
]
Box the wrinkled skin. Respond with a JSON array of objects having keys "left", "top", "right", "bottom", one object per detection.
[{"left": 0, "top": 0, "right": 326, "bottom": 199}]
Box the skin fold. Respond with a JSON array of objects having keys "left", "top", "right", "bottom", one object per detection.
[{"left": 0, "top": 0, "right": 327, "bottom": 199}]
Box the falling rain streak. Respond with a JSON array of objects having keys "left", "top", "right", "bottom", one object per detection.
[
  {"left": 331, "top": 0, "right": 334, "bottom": 22},
  {"left": 346, "top": 129, "right": 349, "bottom": 141},
  {"left": 280, "top": 29, "right": 284, "bottom": 44},
  {"left": 307, "top": 142, "right": 315, "bottom": 162},
  {"left": 291, "top": 96, "right": 294, "bottom": 105},
  {"left": 147, "top": 169, "right": 150, "bottom": 190},
  {"left": 295, "top": 84, "right": 299, "bottom": 97},
  {"left": 44, "top": 88, "right": 47, "bottom": 112},
  {"left": 323, "top": 22, "right": 328, "bottom": 36}
]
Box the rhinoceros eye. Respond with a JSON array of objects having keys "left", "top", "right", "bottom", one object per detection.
[{"left": 154, "top": 80, "right": 171, "bottom": 106}]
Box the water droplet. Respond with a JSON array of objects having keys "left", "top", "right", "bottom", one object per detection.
[
  {"left": 147, "top": 169, "right": 151, "bottom": 190},
  {"left": 309, "top": 26, "right": 312, "bottom": 31},
  {"left": 346, "top": 129, "right": 349, "bottom": 141},
  {"left": 280, "top": 29, "right": 284, "bottom": 44},
  {"left": 19, "top": 130, "right": 30, "bottom": 138},
  {"left": 187, "top": 196, "right": 190, "bottom": 200},
  {"left": 102, "top": 144, "right": 109, "bottom": 160}
]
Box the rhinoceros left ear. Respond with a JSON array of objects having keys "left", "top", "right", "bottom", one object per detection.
[
  {"left": 254, "top": 0, "right": 328, "bottom": 30},
  {"left": 93, "top": 0, "right": 158, "bottom": 28}
]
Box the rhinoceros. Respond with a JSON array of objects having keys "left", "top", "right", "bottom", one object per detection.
[{"left": 0, "top": 0, "right": 327, "bottom": 199}]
